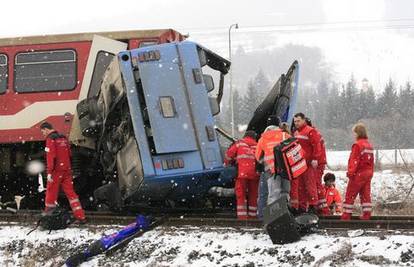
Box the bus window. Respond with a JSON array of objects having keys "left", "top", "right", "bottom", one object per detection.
[
  {"left": 0, "top": 54, "right": 7, "bottom": 94},
  {"left": 88, "top": 51, "right": 115, "bottom": 98},
  {"left": 14, "top": 50, "right": 77, "bottom": 93}
]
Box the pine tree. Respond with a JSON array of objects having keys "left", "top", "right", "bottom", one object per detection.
[
  {"left": 365, "top": 86, "right": 377, "bottom": 118},
  {"left": 377, "top": 78, "right": 398, "bottom": 117},
  {"left": 325, "top": 83, "right": 341, "bottom": 128},
  {"left": 337, "top": 85, "right": 348, "bottom": 129},
  {"left": 242, "top": 80, "right": 261, "bottom": 124},
  {"left": 343, "top": 75, "right": 358, "bottom": 126},
  {"left": 217, "top": 97, "right": 232, "bottom": 133},
  {"left": 398, "top": 81, "right": 413, "bottom": 118},
  {"left": 233, "top": 89, "right": 244, "bottom": 136},
  {"left": 253, "top": 69, "right": 271, "bottom": 102},
  {"left": 314, "top": 78, "right": 329, "bottom": 129}
]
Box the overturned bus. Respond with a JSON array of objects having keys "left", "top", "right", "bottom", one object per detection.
[
  {"left": 71, "top": 37, "right": 300, "bottom": 210},
  {"left": 0, "top": 29, "right": 299, "bottom": 210}
]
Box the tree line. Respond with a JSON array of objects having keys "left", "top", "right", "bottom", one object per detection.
[{"left": 218, "top": 71, "right": 414, "bottom": 150}]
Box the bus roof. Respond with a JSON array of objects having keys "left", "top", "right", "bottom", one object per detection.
[{"left": 0, "top": 29, "right": 185, "bottom": 46}]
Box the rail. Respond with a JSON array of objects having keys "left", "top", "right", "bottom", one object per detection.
[{"left": 1, "top": 210, "right": 414, "bottom": 230}]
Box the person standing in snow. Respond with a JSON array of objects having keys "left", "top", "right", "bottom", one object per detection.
[
  {"left": 255, "top": 116, "right": 290, "bottom": 219},
  {"left": 305, "top": 118, "right": 330, "bottom": 216},
  {"left": 40, "top": 122, "right": 86, "bottom": 224},
  {"left": 341, "top": 123, "right": 374, "bottom": 220},
  {"left": 291, "top": 113, "right": 321, "bottom": 215},
  {"left": 224, "top": 130, "right": 259, "bottom": 219},
  {"left": 323, "top": 173, "right": 342, "bottom": 215}
]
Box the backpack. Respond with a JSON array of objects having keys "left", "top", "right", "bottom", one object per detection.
[
  {"left": 274, "top": 137, "right": 307, "bottom": 180},
  {"left": 39, "top": 207, "right": 72, "bottom": 231}
]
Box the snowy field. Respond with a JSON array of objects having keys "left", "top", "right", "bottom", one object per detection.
[
  {"left": 327, "top": 149, "right": 414, "bottom": 168},
  {"left": 328, "top": 169, "right": 413, "bottom": 209},
  {"left": 0, "top": 224, "right": 413, "bottom": 267}
]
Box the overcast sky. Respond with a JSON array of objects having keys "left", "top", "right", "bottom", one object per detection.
[{"left": 2, "top": 0, "right": 414, "bottom": 90}]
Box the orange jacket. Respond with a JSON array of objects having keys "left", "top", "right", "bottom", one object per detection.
[
  {"left": 324, "top": 185, "right": 342, "bottom": 213},
  {"left": 224, "top": 136, "right": 259, "bottom": 180},
  {"left": 255, "top": 126, "right": 290, "bottom": 174},
  {"left": 347, "top": 138, "right": 374, "bottom": 178}
]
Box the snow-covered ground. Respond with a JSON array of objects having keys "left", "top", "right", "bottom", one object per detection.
[
  {"left": 327, "top": 149, "right": 414, "bottom": 168},
  {"left": 0, "top": 224, "right": 413, "bottom": 267},
  {"left": 328, "top": 169, "right": 413, "bottom": 208},
  {"left": 1, "top": 167, "right": 413, "bottom": 266}
]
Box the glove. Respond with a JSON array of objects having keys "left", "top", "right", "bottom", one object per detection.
[
  {"left": 311, "top": 160, "right": 318, "bottom": 168},
  {"left": 47, "top": 174, "right": 53, "bottom": 183}
]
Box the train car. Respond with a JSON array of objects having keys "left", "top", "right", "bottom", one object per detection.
[{"left": 0, "top": 30, "right": 185, "bottom": 207}]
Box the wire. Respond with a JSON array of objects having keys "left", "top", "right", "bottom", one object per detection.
[
  {"left": 178, "top": 18, "right": 414, "bottom": 34},
  {"left": 187, "top": 25, "right": 414, "bottom": 35}
]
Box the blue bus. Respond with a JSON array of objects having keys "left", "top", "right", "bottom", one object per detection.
[{"left": 73, "top": 39, "right": 299, "bottom": 210}]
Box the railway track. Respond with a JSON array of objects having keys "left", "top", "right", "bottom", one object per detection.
[{"left": 0, "top": 210, "right": 414, "bottom": 230}]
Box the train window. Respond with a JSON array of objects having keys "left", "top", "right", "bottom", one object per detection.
[
  {"left": 88, "top": 51, "right": 115, "bottom": 98},
  {"left": 0, "top": 54, "right": 7, "bottom": 94},
  {"left": 159, "top": 96, "right": 176, "bottom": 118},
  {"left": 14, "top": 50, "right": 76, "bottom": 93}
]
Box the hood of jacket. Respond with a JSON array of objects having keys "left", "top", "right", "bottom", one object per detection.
[
  {"left": 240, "top": 136, "right": 257, "bottom": 146},
  {"left": 260, "top": 127, "right": 283, "bottom": 140}
]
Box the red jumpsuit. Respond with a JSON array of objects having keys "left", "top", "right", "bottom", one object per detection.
[
  {"left": 44, "top": 131, "right": 85, "bottom": 220},
  {"left": 291, "top": 125, "right": 321, "bottom": 211},
  {"left": 341, "top": 138, "right": 374, "bottom": 220},
  {"left": 225, "top": 136, "right": 259, "bottom": 219},
  {"left": 324, "top": 185, "right": 342, "bottom": 214},
  {"left": 314, "top": 128, "right": 330, "bottom": 215}
]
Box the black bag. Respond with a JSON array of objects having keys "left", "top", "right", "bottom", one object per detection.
[
  {"left": 263, "top": 196, "right": 301, "bottom": 244},
  {"left": 39, "top": 207, "right": 73, "bottom": 231}
]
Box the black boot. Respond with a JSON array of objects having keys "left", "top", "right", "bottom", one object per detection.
[
  {"left": 307, "top": 205, "right": 318, "bottom": 215},
  {"left": 296, "top": 208, "right": 307, "bottom": 216},
  {"left": 288, "top": 206, "right": 299, "bottom": 216}
]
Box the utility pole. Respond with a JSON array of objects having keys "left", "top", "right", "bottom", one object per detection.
[{"left": 228, "top": 23, "right": 238, "bottom": 136}]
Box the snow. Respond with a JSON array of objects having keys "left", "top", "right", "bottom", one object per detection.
[
  {"left": 0, "top": 168, "right": 413, "bottom": 266},
  {"left": 0, "top": 224, "right": 413, "bottom": 266},
  {"left": 327, "top": 149, "right": 414, "bottom": 168},
  {"left": 326, "top": 169, "right": 413, "bottom": 207}
]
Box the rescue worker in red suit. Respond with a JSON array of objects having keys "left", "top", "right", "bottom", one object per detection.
[
  {"left": 291, "top": 113, "right": 321, "bottom": 214},
  {"left": 341, "top": 123, "right": 374, "bottom": 220},
  {"left": 40, "top": 122, "right": 86, "bottom": 223},
  {"left": 224, "top": 130, "right": 259, "bottom": 219},
  {"left": 323, "top": 173, "right": 342, "bottom": 215},
  {"left": 255, "top": 116, "right": 291, "bottom": 218},
  {"left": 305, "top": 118, "right": 330, "bottom": 215}
]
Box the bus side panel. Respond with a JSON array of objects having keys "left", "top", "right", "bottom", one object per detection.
[
  {"left": 177, "top": 42, "right": 223, "bottom": 169},
  {"left": 133, "top": 45, "right": 199, "bottom": 154},
  {"left": 152, "top": 151, "right": 203, "bottom": 176},
  {"left": 118, "top": 51, "right": 155, "bottom": 177}
]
